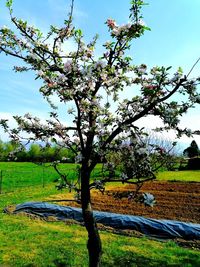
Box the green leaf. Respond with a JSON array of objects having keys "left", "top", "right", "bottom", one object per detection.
[
  {"left": 75, "top": 29, "right": 82, "bottom": 37},
  {"left": 6, "top": 0, "right": 13, "bottom": 13},
  {"left": 166, "top": 66, "right": 172, "bottom": 71},
  {"left": 144, "top": 26, "right": 151, "bottom": 31},
  {"left": 6, "top": 0, "right": 13, "bottom": 8},
  {"left": 178, "top": 66, "right": 183, "bottom": 74}
]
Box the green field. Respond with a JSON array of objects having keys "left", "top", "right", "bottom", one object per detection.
[
  {"left": 157, "top": 170, "right": 200, "bottom": 182},
  {"left": 0, "top": 162, "right": 200, "bottom": 266},
  {"left": 0, "top": 162, "right": 103, "bottom": 193},
  {"left": 0, "top": 162, "right": 199, "bottom": 194}
]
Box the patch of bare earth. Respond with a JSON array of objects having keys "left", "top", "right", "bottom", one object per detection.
[
  {"left": 46, "top": 181, "right": 200, "bottom": 225},
  {"left": 88, "top": 181, "right": 200, "bottom": 224}
]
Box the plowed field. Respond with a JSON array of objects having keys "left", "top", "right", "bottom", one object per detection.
[{"left": 89, "top": 181, "right": 200, "bottom": 224}]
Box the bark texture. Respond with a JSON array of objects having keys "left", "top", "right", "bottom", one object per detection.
[{"left": 81, "top": 165, "right": 102, "bottom": 267}]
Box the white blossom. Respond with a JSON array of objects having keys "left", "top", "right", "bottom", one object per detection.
[
  {"left": 137, "top": 19, "right": 146, "bottom": 26},
  {"left": 171, "top": 72, "right": 182, "bottom": 82},
  {"left": 57, "top": 74, "right": 67, "bottom": 83},
  {"left": 37, "top": 70, "right": 44, "bottom": 77},
  {"left": 120, "top": 23, "right": 132, "bottom": 31},
  {"left": 121, "top": 172, "right": 128, "bottom": 180},
  {"left": 64, "top": 60, "right": 72, "bottom": 73},
  {"left": 75, "top": 153, "right": 83, "bottom": 163},
  {"left": 28, "top": 53, "right": 37, "bottom": 60},
  {"left": 94, "top": 60, "right": 106, "bottom": 70},
  {"left": 62, "top": 157, "right": 69, "bottom": 161},
  {"left": 67, "top": 107, "right": 75, "bottom": 114},
  {"left": 25, "top": 42, "right": 32, "bottom": 49},
  {"left": 112, "top": 28, "right": 121, "bottom": 36},
  {"left": 137, "top": 147, "right": 147, "bottom": 155}
]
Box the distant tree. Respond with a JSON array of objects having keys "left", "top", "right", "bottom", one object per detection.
[
  {"left": 183, "top": 140, "right": 200, "bottom": 170},
  {"left": 42, "top": 145, "right": 56, "bottom": 162},
  {"left": 0, "top": 138, "right": 75, "bottom": 162},
  {"left": 4, "top": 141, "right": 20, "bottom": 161},
  {"left": 14, "top": 145, "right": 27, "bottom": 161},
  {"left": 27, "top": 143, "right": 42, "bottom": 161},
  {"left": 183, "top": 140, "right": 199, "bottom": 158},
  {"left": 0, "top": 139, "right": 5, "bottom": 161},
  {"left": 57, "top": 147, "right": 75, "bottom": 162}
]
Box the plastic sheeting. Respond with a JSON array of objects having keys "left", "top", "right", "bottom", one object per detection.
[{"left": 13, "top": 202, "right": 200, "bottom": 240}]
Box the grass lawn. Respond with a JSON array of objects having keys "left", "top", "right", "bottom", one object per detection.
[
  {"left": 0, "top": 162, "right": 200, "bottom": 266},
  {"left": 157, "top": 170, "right": 200, "bottom": 182},
  {"left": 1, "top": 162, "right": 199, "bottom": 194},
  {"left": 0, "top": 162, "right": 78, "bottom": 192},
  {"left": 0, "top": 162, "right": 103, "bottom": 193}
]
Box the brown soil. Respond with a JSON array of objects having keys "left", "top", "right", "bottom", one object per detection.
[
  {"left": 47, "top": 180, "right": 200, "bottom": 224},
  {"left": 87, "top": 181, "right": 200, "bottom": 224}
]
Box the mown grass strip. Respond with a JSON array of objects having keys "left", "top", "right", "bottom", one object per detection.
[
  {"left": 157, "top": 170, "right": 200, "bottom": 182},
  {"left": 0, "top": 213, "right": 200, "bottom": 266}
]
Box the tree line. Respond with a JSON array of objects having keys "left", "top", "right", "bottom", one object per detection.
[
  {"left": 0, "top": 140, "right": 75, "bottom": 162},
  {"left": 0, "top": 136, "right": 181, "bottom": 171}
]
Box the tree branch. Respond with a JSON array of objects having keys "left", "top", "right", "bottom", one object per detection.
[
  {"left": 186, "top": 57, "right": 200, "bottom": 78},
  {"left": 102, "top": 78, "right": 186, "bottom": 148},
  {"left": 74, "top": 97, "right": 85, "bottom": 152}
]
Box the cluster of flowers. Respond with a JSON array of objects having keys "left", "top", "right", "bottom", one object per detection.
[
  {"left": 106, "top": 18, "right": 145, "bottom": 37},
  {"left": 79, "top": 42, "right": 94, "bottom": 59},
  {"left": 75, "top": 153, "right": 83, "bottom": 163}
]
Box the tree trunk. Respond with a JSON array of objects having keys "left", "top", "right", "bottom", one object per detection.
[{"left": 81, "top": 165, "right": 102, "bottom": 267}]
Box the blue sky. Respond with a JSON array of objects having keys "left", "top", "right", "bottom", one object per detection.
[{"left": 0, "top": 0, "right": 200, "bottom": 149}]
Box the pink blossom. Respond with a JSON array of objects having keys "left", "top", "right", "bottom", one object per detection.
[
  {"left": 48, "top": 82, "right": 56, "bottom": 87},
  {"left": 106, "top": 18, "right": 116, "bottom": 29},
  {"left": 64, "top": 60, "right": 72, "bottom": 73},
  {"left": 144, "top": 85, "right": 157, "bottom": 90},
  {"left": 85, "top": 48, "right": 93, "bottom": 58}
]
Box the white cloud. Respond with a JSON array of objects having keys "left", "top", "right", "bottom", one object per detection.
[
  {"left": 0, "top": 112, "right": 15, "bottom": 121},
  {"left": 47, "top": 0, "right": 88, "bottom": 20},
  {"left": 134, "top": 113, "right": 200, "bottom": 149}
]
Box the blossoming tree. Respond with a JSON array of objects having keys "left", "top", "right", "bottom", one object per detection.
[{"left": 0, "top": 0, "right": 200, "bottom": 266}]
